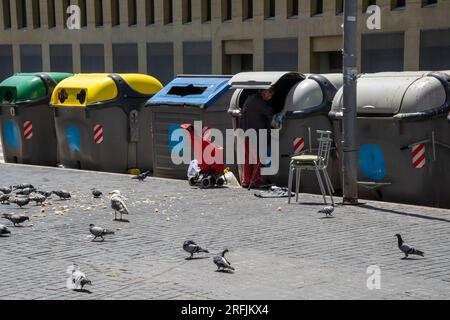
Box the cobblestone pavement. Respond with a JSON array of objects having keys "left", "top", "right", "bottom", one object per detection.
[{"left": 1, "top": 163, "right": 450, "bottom": 300}]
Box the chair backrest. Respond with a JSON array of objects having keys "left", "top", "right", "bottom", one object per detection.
[{"left": 316, "top": 130, "right": 333, "bottom": 168}]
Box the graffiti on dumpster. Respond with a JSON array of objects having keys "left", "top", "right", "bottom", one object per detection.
[
  {"left": 358, "top": 144, "right": 387, "bottom": 181},
  {"left": 3, "top": 120, "right": 20, "bottom": 148}
]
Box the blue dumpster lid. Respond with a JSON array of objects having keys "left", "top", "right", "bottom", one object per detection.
[{"left": 147, "top": 75, "right": 232, "bottom": 108}]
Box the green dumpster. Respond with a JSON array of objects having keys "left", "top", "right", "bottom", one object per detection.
[{"left": 0, "top": 73, "right": 72, "bottom": 166}]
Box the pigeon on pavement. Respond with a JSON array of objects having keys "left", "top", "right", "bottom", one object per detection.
[
  {"left": 183, "top": 240, "right": 209, "bottom": 259},
  {"left": 108, "top": 190, "right": 129, "bottom": 221},
  {"left": 213, "top": 249, "right": 235, "bottom": 272},
  {"left": 132, "top": 171, "right": 150, "bottom": 182},
  {"left": 89, "top": 224, "right": 115, "bottom": 242},
  {"left": 30, "top": 194, "right": 47, "bottom": 206},
  {"left": 92, "top": 189, "right": 103, "bottom": 199},
  {"left": 36, "top": 190, "right": 53, "bottom": 198},
  {"left": 16, "top": 188, "right": 37, "bottom": 196},
  {"left": 66, "top": 264, "right": 92, "bottom": 291},
  {"left": 0, "top": 194, "right": 10, "bottom": 204},
  {"left": 319, "top": 206, "right": 334, "bottom": 217},
  {"left": 13, "top": 184, "right": 34, "bottom": 190},
  {"left": 53, "top": 190, "right": 71, "bottom": 200},
  {"left": 0, "top": 186, "right": 12, "bottom": 194},
  {"left": 0, "top": 224, "right": 11, "bottom": 236},
  {"left": 9, "top": 197, "right": 30, "bottom": 208},
  {"left": 395, "top": 234, "right": 425, "bottom": 259},
  {"left": 2, "top": 213, "right": 29, "bottom": 227}
]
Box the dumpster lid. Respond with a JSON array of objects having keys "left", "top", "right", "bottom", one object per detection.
[
  {"left": 331, "top": 72, "right": 448, "bottom": 116},
  {"left": 147, "top": 75, "right": 232, "bottom": 108},
  {"left": 0, "top": 72, "right": 72, "bottom": 104},
  {"left": 51, "top": 73, "right": 162, "bottom": 107},
  {"left": 229, "top": 72, "right": 305, "bottom": 89},
  {"left": 284, "top": 74, "right": 343, "bottom": 113}
]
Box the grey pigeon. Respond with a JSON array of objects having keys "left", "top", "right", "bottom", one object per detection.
[
  {"left": 319, "top": 206, "right": 334, "bottom": 217},
  {"left": 0, "top": 194, "right": 10, "bottom": 204},
  {"left": 36, "top": 190, "right": 53, "bottom": 198},
  {"left": 395, "top": 234, "right": 424, "bottom": 259},
  {"left": 30, "top": 194, "right": 47, "bottom": 206},
  {"left": 89, "top": 224, "right": 115, "bottom": 242},
  {"left": 9, "top": 197, "right": 30, "bottom": 208},
  {"left": 2, "top": 213, "right": 29, "bottom": 227},
  {"left": 13, "top": 184, "right": 34, "bottom": 190},
  {"left": 66, "top": 265, "right": 92, "bottom": 291},
  {"left": 92, "top": 188, "right": 103, "bottom": 199},
  {"left": 53, "top": 190, "right": 71, "bottom": 200},
  {"left": 0, "top": 224, "right": 11, "bottom": 236},
  {"left": 16, "top": 187, "right": 37, "bottom": 196},
  {"left": 183, "top": 240, "right": 209, "bottom": 259},
  {"left": 108, "top": 190, "right": 129, "bottom": 221},
  {"left": 0, "top": 186, "right": 12, "bottom": 194},
  {"left": 213, "top": 249, "right": 235, "bottom": 272},
  {"left": 132, "top": 171, "right": 150, "bottom": 182}
]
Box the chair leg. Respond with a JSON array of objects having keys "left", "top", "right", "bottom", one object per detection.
[
  {"left": 287, "top": 162, "right": 294, "bottom": 204},
  {"left": 295, "top": 168, "right": 301, "bottom": 203},
  {"left": 314, "top": 165, "right": 327, "bottom": 205},
  {"left": 324, "top": 169, "right": 335, "bottom": 194},
  {"left": 322, "top": 169, "right": 334, "bottom": 206}
]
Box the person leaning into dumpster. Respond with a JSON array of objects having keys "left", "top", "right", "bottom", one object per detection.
[{"left": 240, "top": 87, "right": 276, "bottom": 188}]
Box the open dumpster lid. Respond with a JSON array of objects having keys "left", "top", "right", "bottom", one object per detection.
[
  {"left": 229, "top": 72, "right": 305, "bottom": 89},
  {"left": 331, "top": 71, "right": 448, "bottom": 117},
  {"left": 147, "top": 75, "right": 232, "bottom": 108}
]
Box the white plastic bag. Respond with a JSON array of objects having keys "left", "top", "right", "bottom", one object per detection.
[{"left": 187, "top": 160, "right": 201, "bottom": 178}]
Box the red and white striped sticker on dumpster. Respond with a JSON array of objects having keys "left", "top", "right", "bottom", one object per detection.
[
  {"left": 93, "top": 124, "right": 104, "bottom": 145},
  {"left": 23, "top": 121, "right": 33, "bottom": 140},
  {"left": 412, "top": 143, "right": 426, "bottom": 169},
  {"left": 293, "top": 137, "right": 305, "bottom": 155}
]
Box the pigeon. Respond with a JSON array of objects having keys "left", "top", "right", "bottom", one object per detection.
[
  {"left": 16, "top": 187, "right": 37, "bottom": 196},
  {"left": 0, "top": 186, "right": 12, "bottom": 194},
  {"left": 9, "top": 197, "right": 30, "bottom": 208},
  {"left": 53, "top": 190, "right": 71, "bottom": 200},
  {"left": 183, "top": 240, "right": 210, "bottom": 259},
  {"left": 213, "top": 249, "right": 235, "bottom": 272},
  {"left": 13, "top": 184, "right": 34, "bottom": 190},
  {"left": 0, "top": 194, "right": 10, "bottom": 204},
  {"left": 132, "top": 171, "right": 150, "bottom": 182},
  {"left": 0, "top": 224, "right": 11, "bottom": 236},
  {"left": 108, "top": 190, "right": 129, "bottom": 221},
  {"left": 66, "top": 264, "right": 92, "bottom": 291},
  {"left": 36, "top": 190, "right": 53, "bottom": 198},
  {"left": 89, "top": 224, "right": 115, "bottom": 242},
  {"left": 319, "top": 206, "right": 334, "bottom": 217},
  {"left": 92, "top": 188, "right": 103, "bottom": 199},
  {"left": 30, "top": 194, "right": 47, "bottom": 206},
  {"left": 2, "top": 213, "right": 30, "bottom": 227},
  {"left": 395, "top": 234, "right": 424, "bottom": 259}
]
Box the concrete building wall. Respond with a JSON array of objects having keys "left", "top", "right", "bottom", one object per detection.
[{"left": 0, "top": 0, "right": 449, "bottom": 83}]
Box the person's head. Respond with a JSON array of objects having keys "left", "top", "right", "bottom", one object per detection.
[{"left": 260, "top": 87, "right": 275, "bottom": 102}]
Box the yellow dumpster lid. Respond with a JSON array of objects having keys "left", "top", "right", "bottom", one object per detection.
[{"left": 51, "top": 73, "right": 163, "bottom": 107}]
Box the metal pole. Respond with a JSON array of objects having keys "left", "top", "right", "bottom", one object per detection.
[{"left": 342, "top": 0, "right": 359, "bottom": 204}]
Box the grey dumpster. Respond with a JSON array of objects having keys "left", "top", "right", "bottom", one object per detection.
[
  {"left": 276, "top": 74, "right": 343, "bottom": 193},
  {"left": 228, "top": 72, "right": 343, "bottom": 194},
  {"left": 330, "top": 71, "right": 450, "bottom": 208},
  {"left": 0, "top": 72, "right": 72, "bottom": 166},
  {"left": 51, "top": 73, "right": 163, "bottom": 174},
  {"left": 145, "top": 75, "right": 235, "bottom": 180}
]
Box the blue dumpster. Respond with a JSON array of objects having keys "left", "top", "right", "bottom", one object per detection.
[{"left": 145, "top": 75, "right": 235, "bottom": 180}]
